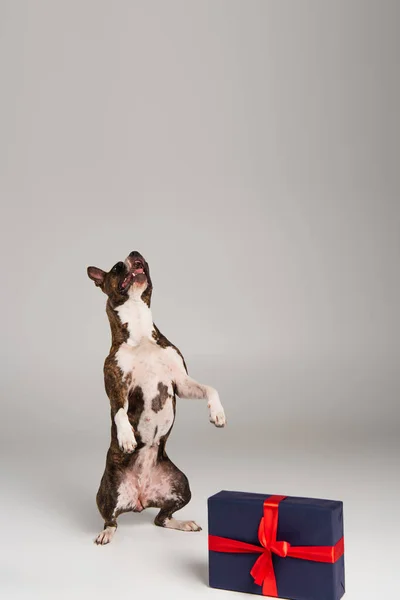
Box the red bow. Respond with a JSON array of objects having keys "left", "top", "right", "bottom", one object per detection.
[{"left": 209, "top": 495, "right": 344, "bottom": 597}]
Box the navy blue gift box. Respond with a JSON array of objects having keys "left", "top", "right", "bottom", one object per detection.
[{"left": 208, "top": 491, "right": 345, "bottom": 600}]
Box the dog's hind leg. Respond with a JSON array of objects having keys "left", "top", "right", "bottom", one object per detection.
[
  {"left": 94, "top": 468, "right": 122, "bottom": 545},
  {"left": 95, "top": 486, "right": 118, "bottom": 545},
  {"left": 95, "top": 457, "right": 142, "bottom": 545},
  {"left": 150, "top": 459, "right": 201, "bottom": 532}
]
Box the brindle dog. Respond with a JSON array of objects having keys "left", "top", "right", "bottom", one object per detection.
[{"left": 87, "top": 251, "right": 226, "bottom": 544}]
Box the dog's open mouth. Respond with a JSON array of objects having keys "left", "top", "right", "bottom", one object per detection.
[
  {"left": 120, "top": 273, "right": 133, "bottom": 291},
  {"left": 120, "top": 258, "right": 146, "bottom": 292}
]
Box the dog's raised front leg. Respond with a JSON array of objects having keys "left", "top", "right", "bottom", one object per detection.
[
  {"left": 174, "top": 374, "right": 226, "bottom": 427},
  {"left": 104, "top": 361, "right": 137, "bottom": 453}
]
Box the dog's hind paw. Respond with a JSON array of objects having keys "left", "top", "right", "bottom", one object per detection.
[
  {"left": 162, "top": 518, "right": 202, "bottom": 532},
  {"left": 94, "top": 526, "right": 116, "bottom": 545}
]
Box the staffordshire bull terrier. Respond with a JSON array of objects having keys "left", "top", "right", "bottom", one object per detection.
[{"left": 87, "top": 251, "right": 226, "bottom": 544}]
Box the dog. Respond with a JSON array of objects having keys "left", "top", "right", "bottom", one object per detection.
[{"left": 87, "top": 251, "right": 226, "bottom": 544}]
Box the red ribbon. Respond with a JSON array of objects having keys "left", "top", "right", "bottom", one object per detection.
[{"left": 209, "top": 495, "right": 344, "bottom": 597}]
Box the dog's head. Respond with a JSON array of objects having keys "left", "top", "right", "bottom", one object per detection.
[{"left": 87, "top": 251, "right": 152, "bottom": 306}]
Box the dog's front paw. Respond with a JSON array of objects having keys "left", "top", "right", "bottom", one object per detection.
[
  {"left": 117, "top": 426, "right": 137, "bottom": 453},
  {"left": 208, "top": 402, "right": 226, "bottom": 428}
]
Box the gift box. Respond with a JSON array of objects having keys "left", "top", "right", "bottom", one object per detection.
[{"left": 208, "top": 491, "right": 345, "bottom": 600}]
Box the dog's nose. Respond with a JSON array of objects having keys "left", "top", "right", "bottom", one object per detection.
[{"left": 129, "top": 251, "right": 144, "bottom": 262}]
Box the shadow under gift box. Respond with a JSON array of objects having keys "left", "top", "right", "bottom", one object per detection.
[{"left": 208, "top": 491, "right": 345, "bottom": 600}]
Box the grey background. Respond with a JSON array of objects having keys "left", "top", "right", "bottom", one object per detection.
[{"left": 1, "top": 1, "right": 399, "bottom": 599}]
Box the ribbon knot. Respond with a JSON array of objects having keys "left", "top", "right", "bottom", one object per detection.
[
  {"left": 269, "top": 540, "right": 290, "bottom": 557},
  {"left": 250, "top": 495, "right": 289, "bottom": 595},
  {"left": 208, "top": 494, "right": 344, "bottom": 597}
]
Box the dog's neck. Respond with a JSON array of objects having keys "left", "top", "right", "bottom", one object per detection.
[
  {"left": 107, "top": 295, "right": 154, "bottom": 348},
  {"left": 116, "top": 295, "right": 153, "bottom": 346}
]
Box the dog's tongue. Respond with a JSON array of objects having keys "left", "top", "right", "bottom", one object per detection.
[
  {"left": 121, "top": 274, "right": 132, "bottom": 289},
  {"left": 133, "top": 267, "right": 144, "bottom": 275}
]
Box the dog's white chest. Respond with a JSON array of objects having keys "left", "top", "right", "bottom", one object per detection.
[
  {"left": 116, "top": 340, "right": 175, "bottom": 386},
  {"left": 116, "top": 341, "right": 177, "bottom": 444}
]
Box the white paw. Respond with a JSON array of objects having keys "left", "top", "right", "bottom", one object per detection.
[
  {"left": 94, "top": 526, "right": 116, "bottom": 545},
  {"left": 115, "top": 409, "right": 137, "bottom": 453},
  {"left": 165, "top": 518, "right": 202, "bottom": 531},
  {"left": 117, "top": 426, "right": 137, "bottom": 453},
  {"left": 181, "top": 520, "right": 202, "bottom": 531},
  {"left": 208, "top": 402, "right": 226, "bottom": 427}
]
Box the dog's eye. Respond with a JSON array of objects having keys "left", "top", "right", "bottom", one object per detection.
[{"left": 112, "top": 262, "right": 124, "bottom": 274}]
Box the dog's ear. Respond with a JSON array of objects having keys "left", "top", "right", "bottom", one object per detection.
[{"left": 87, "top": 266, "right": 106, "bottom": 287}]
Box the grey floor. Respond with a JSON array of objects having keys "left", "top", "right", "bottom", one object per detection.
[{"left": 2, "top": 361, "right": 398, "bottom": 599}]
